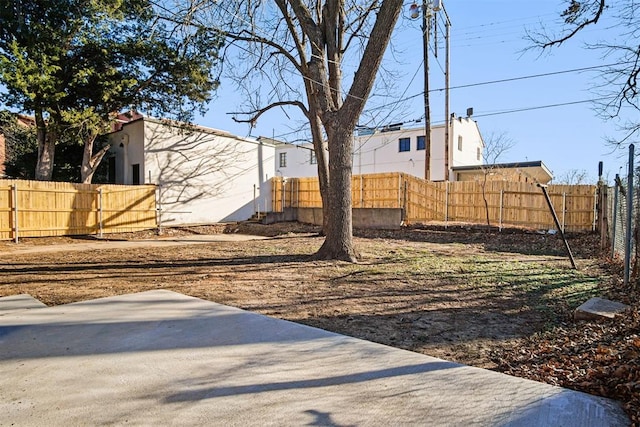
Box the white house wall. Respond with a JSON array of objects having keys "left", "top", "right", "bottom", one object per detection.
[
  {"left": 109, "top": 119, "right": 275, "bottom": 225},
  {"left": 112, "top": 120, "right": 145, "bottom": 184},
  {"left": 275, "top": 143, "right": 317, "bottom": 177},
  {"left": 275, "top": 119, "right": 483, "bottom": 181},
  {"left": 450, "top": 117, "right": 484, "bottom": 170}
]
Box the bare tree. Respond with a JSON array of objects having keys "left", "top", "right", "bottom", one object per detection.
[
  {"left": 554, "top": 169, "right": 592, "bottom": 185},
  {"left": 528, "top": 1, "right": 640, "bottom": 145},
  {"left": 479, "top": 132, "right": 516, "bottom": 228},
  {"left": 170, "top": 0, "right": 404, "bottom": 261}
]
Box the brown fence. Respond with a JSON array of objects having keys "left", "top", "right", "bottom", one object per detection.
[
  {"left": 272, "top": 173, "right": 597, "bottom": 232},
  {"left": 0, "top": 180, "right": 157, "bottom": 241}
]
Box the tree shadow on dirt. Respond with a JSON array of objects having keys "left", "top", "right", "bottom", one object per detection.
[{"left": 0, "top": 254, "right": 313, "bottom": 276}]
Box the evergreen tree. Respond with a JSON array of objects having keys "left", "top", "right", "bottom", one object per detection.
[{"left": 0, "top": 0, "right": 223, "bottom": 182}]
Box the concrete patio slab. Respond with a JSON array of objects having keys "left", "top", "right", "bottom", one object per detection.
[
  {"left": 0, "top": 293, "right": 46, "bottom": 316},
  {"left": 0, "top": 290, "right": 629, "bottom": 426}
]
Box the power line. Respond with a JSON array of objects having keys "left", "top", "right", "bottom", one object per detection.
[
  {"left": 363, "top": 61, "right": 628, "bottom": 114},
  {"left": 442, "top": 62, "right": 629, "bottom": 92},
  {"left": 471, "top": 97, "right": 610, "bottom": 119}
]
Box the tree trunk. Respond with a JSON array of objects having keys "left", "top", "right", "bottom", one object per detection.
[
  {"left": 313, "top": 122, "right": 358, "bottom": 262},
  {"left": 80, "top": 133, "right": 110, "bottom": 184},
  {"left": 34, "top": 108, "right": 55, "bottom": 181},
  {"left": 308, "top": 107, "right": 330, "bottom": 235}
]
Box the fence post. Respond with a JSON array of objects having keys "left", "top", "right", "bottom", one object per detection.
[
  {"left": 360, "top": 174, "right": 364, "bottom": 207},
  {"left": 444, "top": 181, "right": 449, "bottom": 227},
  {"left": 281, "top": 178, "right": 286, "bottom": 212},
  {"left": 290, "top": 179, "right": 294, "bottom": 209},
  {"left": 592, "top": 190, "right": 598, "bottom": 232},
  {"left": 98, "top": 188, "right": 103, "bottom": 238},
  {"left": 599, "top": 183, "right": 609, "bottom": 250},
  {"left": 402, "top": 180, "right": 408, "bottom": 223},
  {"left": 398, "top": 174, "right": 402, "bottom": 208},
  {"left": 624, "top": 144, "right": 634, "bottom": 287},
  {"left": 612, "top": 175, "right": 620, "bottom": 258},
  {"left": 499, "top": 190, "right": 503, "bottom": 231},
  {"left": 11, "top": 183, "right": 18, "bottom": 243},
  {"left": 272, "top": 178, "right": 275, "bottom": 212},
  {"left": 157, "top": 184, "right": 163, "bottom": 235},
  {"left": 562, "top": 192, "right": 566, "bottom": 233}
]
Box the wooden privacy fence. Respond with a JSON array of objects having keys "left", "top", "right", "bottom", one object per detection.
[
  {"left": 0, "top": 179, "right": 157, "bottom": 241},
  {"left": 271, "top": 172, "right": 597, "bottom": 232}
]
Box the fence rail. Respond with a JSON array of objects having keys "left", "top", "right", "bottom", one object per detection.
[
  {"left": 272, "top": 173, "right": 597, "bottom": 232},
  {"left": 0, "top": 179, "right": 157, "bottom": 241}
]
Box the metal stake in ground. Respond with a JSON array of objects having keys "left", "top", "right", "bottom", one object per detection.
[{"left": 538, "top": 184, "right": 577, "bottom": 269}]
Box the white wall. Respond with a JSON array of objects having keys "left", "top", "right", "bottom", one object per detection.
[
  {"left": 275, "top": 118, "right": 484, "bottom": 181},
  {"left": 109, "top": 119, "right": 275, "bottom": 225},
  {"left": 450, "top": 117, "right": 484, "bottom": 170},
  {"left": 275, "top": 143, "right": 317, "bottom": 178}
]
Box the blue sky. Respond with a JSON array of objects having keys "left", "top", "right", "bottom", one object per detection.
[{"left": 198, "top": 0, "right": 634, "bottom": 184}]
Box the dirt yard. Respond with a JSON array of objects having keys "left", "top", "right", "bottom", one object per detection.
[
  {"left": 0, "top": 222, "right": 614, "bottom": 369},
  {"left": 4, "top": 222, "right": 640, "bottom": 422}
]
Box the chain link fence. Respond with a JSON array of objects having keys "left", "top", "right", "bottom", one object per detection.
[
  {"left": 607, "top": 177, "right": 635, "bottom": 259},
  {"left": 604, "top": 145, "right": 637, "bottom": 284}
]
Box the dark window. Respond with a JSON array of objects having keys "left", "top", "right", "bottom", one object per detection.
[
  {"left": 132, "top": 164, "right": 140, "bottom": 185},
  {"left": 417, "top": 135, "right": 425, "bottom": 150},
  {"left": 310, "top": 151, "right": 317, "bottom": 165},
  {"left": 399, "top": 137, "right": 410, "bottom": 152},
  {"left": 279, "top": 152, "right": 287, "bottom": 168}
]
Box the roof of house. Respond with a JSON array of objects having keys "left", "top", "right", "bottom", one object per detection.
[
  {"left": 107, "top": 113, "right": 283, "bottom": 147},
  {"left": 452, "top": 160, "right": 553, "bottom": 184}
]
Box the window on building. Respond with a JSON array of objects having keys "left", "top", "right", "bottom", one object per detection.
[
  {"left": 132, "top": 164, "right": 140, "bottom": 185},
  {"left": 458, "top": 136, "right": 463, "bottom": 151},
  {"left": 417, "top": 135, "right": 425, "bottom": 150},
  {"left": 477, "top": 147, "right": 482, "bottom": 161},
  {"left": 279, "top": 152, "right": 287, "bottom": 168},
  {"left": 399, "top": 137, "right": 410, "bottom": 152},
  {"left": 310, "top": 150, "right": 317, "bottom": 165}
]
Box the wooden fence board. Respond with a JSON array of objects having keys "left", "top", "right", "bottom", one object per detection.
[
  {"left": 271, "top": 173, "right": 596, "bottom": 232},
  {"left": 0, "top": 180, "right": 157, "bottom": 240}
]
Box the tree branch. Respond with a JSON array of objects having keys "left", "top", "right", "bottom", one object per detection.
[
  {"left": 231, "top": 100, "right": 309, "bottom": 127},
  {"left": 539, "top": 0, "right": 606, "bottom": 48},
  {"left": 226, "top": 29, "right": 303, "bottom": 74}
]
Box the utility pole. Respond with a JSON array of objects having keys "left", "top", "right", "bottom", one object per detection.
[
  {"left": 435, "top": 1, "right": 451, "bottom": 181},
  {"left": 412, "top": 1, "right": 451, "bottom": 182},
  {"left": 415, "top": 1, "right": 432, "bottom": 181}
]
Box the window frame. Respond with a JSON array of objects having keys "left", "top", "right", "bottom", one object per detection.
[{"left": 399, "top": 137, "right": 411, "bottom": 152}]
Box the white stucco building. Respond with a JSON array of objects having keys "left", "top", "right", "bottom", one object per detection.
[
  {"left": 106, "top": 116, "right": 275, "bottom": 225},
  {"left": 274, "top": 116, "right": 485, "bottom": 180}
]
